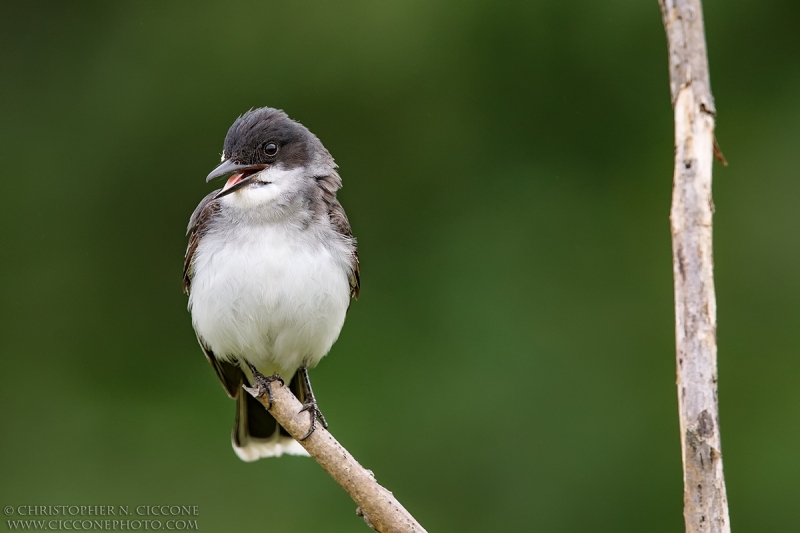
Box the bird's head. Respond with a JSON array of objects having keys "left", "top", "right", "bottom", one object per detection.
[{"left": 206, "top": 107, "right": 335, "bottom": 209}]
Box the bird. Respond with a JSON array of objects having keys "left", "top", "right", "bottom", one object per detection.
[{"left": 183, "top": 107, "right": 359, "bottom": 461}]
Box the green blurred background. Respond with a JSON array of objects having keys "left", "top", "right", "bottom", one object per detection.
[{"left": 1, "top": 1, "right": 798, "bottom": 531}]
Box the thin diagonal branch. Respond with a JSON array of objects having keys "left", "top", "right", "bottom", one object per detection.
[
  {"left": 247, "top": 382, "right": 427, "bottom": 533},
  {"left": 658, "top": 1, "right": 731, "bottom": 532}
]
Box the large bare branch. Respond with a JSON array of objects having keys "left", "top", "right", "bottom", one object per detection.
[
  {"left": 658, "top": 1, "right": 731, "bottom": 532},
  {"left": 247, "top": 382, "right": 427, "bottom": 533}
]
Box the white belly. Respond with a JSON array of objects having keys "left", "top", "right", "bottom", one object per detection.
[{"left": 188, "top": 220, "right": 351, "bottom": 376}]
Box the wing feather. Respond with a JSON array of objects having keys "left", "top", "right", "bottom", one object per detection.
[
  {"left": 183, "top": 190, "right": 220, "bottom": 295},
  {"left": 328, "top": 198, "right": 360, "bottom": 300},
  {"left": 197, "top": 336, "right": 243, "bottom": 399}
]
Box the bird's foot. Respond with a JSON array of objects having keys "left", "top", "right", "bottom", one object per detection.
[
  {"left": 243, "top": 367, "right": 284, "bottom": 410},
  {"left": 298, "top": 399, "right": 328, "bottom": 440}
]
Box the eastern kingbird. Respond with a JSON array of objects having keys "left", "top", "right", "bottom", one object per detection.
[{"left": 183, "top": 107, "right": 360, "bottom": 461}]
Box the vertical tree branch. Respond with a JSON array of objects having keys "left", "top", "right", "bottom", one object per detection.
[{"left": 658, "top": 1, "right": 731, "bottom": 532}]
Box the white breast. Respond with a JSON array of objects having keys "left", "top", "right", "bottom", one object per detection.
[{"left": 188, "top": 215, "right": 352, "bottom": 376}]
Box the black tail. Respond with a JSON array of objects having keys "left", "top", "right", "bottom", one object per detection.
[{"left": 231, "top": 372, "right": 309, "bottom": 461}]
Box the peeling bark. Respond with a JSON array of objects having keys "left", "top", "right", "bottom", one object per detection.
[{"left": 658, "top": 1, "right": 731, "bottom": 532}]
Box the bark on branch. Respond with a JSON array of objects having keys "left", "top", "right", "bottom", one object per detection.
[
  {"left": 247, "top": 382, "right": 427, "bottom": 533},
  {"left": 658, "top": 1, "right": 731, "bottom": 532}
]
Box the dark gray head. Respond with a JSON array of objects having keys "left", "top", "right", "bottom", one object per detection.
[{"left": 206, "top": 107, "right": 335, "bottom": 200}]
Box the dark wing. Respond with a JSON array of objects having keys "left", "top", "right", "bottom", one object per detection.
[
  {"left": 328, "top": 198, "right": 360, "bottom": 300},
  {"left": 184, "top": 190, "right": 243, "bottom": 398},
  {"left": 183, "top": 190, "right": 220, "bottom": 294},
  {"left": 197, "top": 336, "right": 244, "bottom": 399}
]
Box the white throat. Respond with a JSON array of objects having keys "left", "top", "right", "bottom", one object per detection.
[{"left": 220, "top": 165, "right": 308, "bottom": 219}]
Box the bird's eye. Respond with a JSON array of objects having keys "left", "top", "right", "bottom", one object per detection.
[{"left": 263, "top": 142, "right": 278, "bottom": 156}]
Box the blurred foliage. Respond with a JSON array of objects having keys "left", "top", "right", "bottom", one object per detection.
[{"left": 1, "top": 1, "right": 799, "bottom": 531}]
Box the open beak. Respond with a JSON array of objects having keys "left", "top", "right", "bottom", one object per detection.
[{"left": 206, "top": 159, "right": 268, "bottom": 199}]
